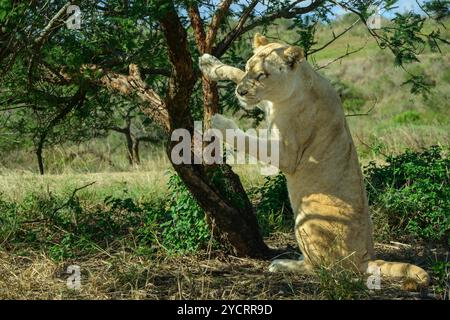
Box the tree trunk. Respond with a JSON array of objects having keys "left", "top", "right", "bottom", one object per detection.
[
  {"left": 200, "top": 69, "right": 268, "bottom": 256},
  {"left": 97, "top": 67, "right": 271, "bottom": 258},
  {"left": 124, "top": 127, "right": 134, "bottom": 165},
  {"left": 36, "top": 143, "right": 44, "bottom": 175},
  {"left": 159, "top": 3, "right": 270, "bottom": 258},
  {"left": 133, "top": 138, "right": 141, "bottom": 165},
  {"left": 167, "top": 141, "right": 270, "bottom": 258},
  {"left": 110, "top": 122, "right": 137, "bottom": 165},
  {"left": 91, "top": 2, "right": 271, "bottom": 257},
  {"left": 202, "top": 79, "right": 220, "bottom": 125},
  {"left": 185, "top": 2, "right": 269, "bottom": 256}
]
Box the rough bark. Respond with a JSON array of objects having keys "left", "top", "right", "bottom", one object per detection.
[
  {"left": 159, "top": 2, "right": 270, "bottom": 257},
  {"left": 186, "top": 2, "right": 269, "bottom": 257}
]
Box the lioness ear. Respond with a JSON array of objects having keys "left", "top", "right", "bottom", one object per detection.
[
  {"left": 253, "top": 33, "right": 269, "bottom": 50},
  {"left": 283, "top": 46, "right": 305, "bottom": 68}
]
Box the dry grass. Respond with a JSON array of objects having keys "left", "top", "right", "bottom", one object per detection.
[
  {"left": 0, "top": 169, "right": 169, "bottom": 203},
  {"left": 0, "top": 162, "right": 268, "bottom": 204},
  {"left": 0, "top": 233, "right": 445, "bottom": 300}
]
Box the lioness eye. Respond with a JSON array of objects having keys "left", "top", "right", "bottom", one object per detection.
[{"left": 256, "top": 73, "right": 267, "bottom": 81}]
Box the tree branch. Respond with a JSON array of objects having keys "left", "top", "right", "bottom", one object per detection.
[
  {"left": 329, "top": 0, "right": 386, "bottom": 50},
  {"left": 109, "top": 126, "right": 128, "bottom": 134},
  {"left": 0, "top": 103, "right": 33, "bottom": 111},
  {"left": 314, "top": 40, "right": 368, "bottom": 70},
  {"left": 188, "top": 4, "right": 207, "bottom": 53},
  {"left": 345, "top": 99, "right": 377, "bottom": 117},
  {"left": 309, "top": 17, "right": 361, "bottom": 55},
  {"left": 83, "top": 64, "right": 170, "bottom": 131},
  {"left": 28, "top": 2, "right": 73, "bottom": 86},
  {"left": 140, "top": 67, "right": 171, "bottom": 78},
  {"left": 34, "top": 2, "right": 71, "bottom": 46},
  {"left": 205, "top": 0, "right": 234, "bottom": 53},
  {"left": 213, "top": 0, "right": 260, "bottom": 57},
  {"left": 214, "top": 0, "right": 325, "bottom": 57}
]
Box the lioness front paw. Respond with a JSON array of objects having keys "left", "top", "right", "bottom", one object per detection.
[
  {"left": 211, "top": 114, "right": 239, "bottom": 134},
  {"left": 199, "top": 54, "right": 224, "bottom": 81}
]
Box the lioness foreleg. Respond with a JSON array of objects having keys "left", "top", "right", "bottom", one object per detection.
[
  {"left": 211, "top": 114, "right": 290, "bottom": 172},
  {"left": 199, "top": 54, "right": 244, "bottom": 83}
]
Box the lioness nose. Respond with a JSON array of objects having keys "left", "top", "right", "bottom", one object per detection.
[{"left": 237, "top": 88, "right": 248, "bottom": 96}]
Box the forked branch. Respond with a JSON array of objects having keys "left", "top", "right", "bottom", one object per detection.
[{"left": 83, "top": 64, "right": 170, "bottom": 131}]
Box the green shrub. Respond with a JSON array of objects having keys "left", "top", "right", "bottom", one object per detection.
[
  {"left": 343, "top": 98, "right": 366, "bottom": 113},
  {"left": 364, "top": 146, "right": 450, "bottom": 245},
  {"left": 0, "top": 172, "right": 218, "bottom": 258},
  {"left": 0, "top": 189, "right": 163, "bottom": 260},
  {"left": 160, "top": 172, "right": 212, "bottom": 253},
  {"left": 48, "top": 233, "right": 95, "bottom": 261},
  {"left": 0, "top": 198, "right": 19, "bottom": 237},
  {"left": 330, "top": 78, "right": 367, "bottom": 113},
  {"left": 431, "top": 259, "right": 450, "bottom": 299},
  {"left": 250, "top": 174, "right": 293, "bottom": 236},
  {"left": 393, "top": 110, "right": 421, "bottom": 124}
]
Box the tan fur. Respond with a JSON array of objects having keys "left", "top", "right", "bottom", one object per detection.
[
  {"left": 198, "top": 34, "right": 430, "bottom": 290},
  {"left": 253, "top": 33, "right": 269, "bottom": 49}
]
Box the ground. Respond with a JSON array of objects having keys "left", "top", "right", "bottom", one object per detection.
[{"left": 0, "top": 231, "right": 446, "bottom": 300}]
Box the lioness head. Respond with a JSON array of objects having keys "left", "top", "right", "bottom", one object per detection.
[{"left": 235, "top": 33, "right": 305, "bottom": 107}]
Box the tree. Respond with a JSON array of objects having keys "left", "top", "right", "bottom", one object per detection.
[
  {"left": 0, "top": 0, "right": 447, "bottom": 257},
  {"left": 0, "top": 68, "right": 114, "bottom": 174},
  {"left": 107, "top": 100, "right": 164, "bottom": 165},
  {"left": 1, "top": 0, "right": 169, "bottom": 173}
]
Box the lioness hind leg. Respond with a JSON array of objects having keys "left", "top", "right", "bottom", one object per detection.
[{"left": 269, "top": 259, "right": 312, "bottom": 274}]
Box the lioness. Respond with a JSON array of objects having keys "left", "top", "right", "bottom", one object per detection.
[{"left": 199, "top": 34, "right": 429, "bottom": 290}]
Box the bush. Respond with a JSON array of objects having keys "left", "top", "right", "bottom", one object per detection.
[
  {"left": 0, "top": 172, "right": 215, "bottom": 259},
  {"left": 0, "top": 189, "right": 164, "bottom": 260},
  {"left": 329, "top": 78, "right": 367, "bottom": 113},
  {"left": 250, "top": 174, "right": 293, "bottom": 236},
  {"left": 432, "top": 259, "right": 450, "bottom": 299},
  {"left": 364, "top": 146, "right": 450, "bottom": 246},
  {"left": 160, "top": 172, "right": 212, "bottom": 253},
  {"left": 392, "top": 110, "right": 421, "bottom": 125}
]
